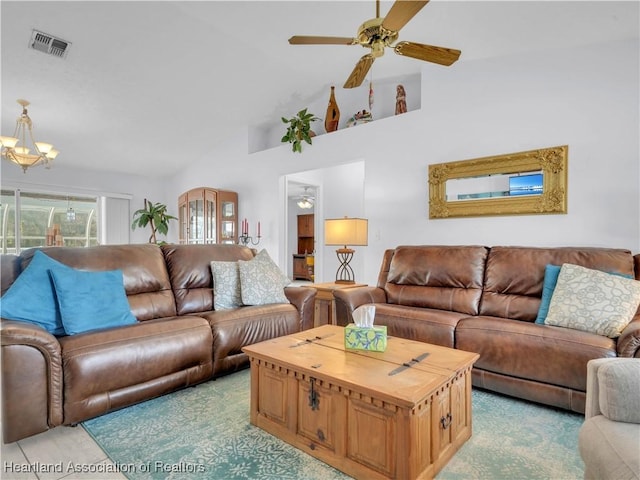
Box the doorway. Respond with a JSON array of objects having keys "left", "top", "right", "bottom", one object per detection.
[
  {"left": 281, "top": 160, "right": 366, "bottom": 285},
  {"left": 285, "top": 180, "right": 320, "bottom": 284}
]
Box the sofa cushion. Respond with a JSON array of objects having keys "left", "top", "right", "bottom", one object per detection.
[
  {"left": 49, "top": 264, "right": 138, "bottom": 335},
  {"left": 597, "top": 359, "right": 640, "bottom": 423},
  {"left": 0, "top": 250, "right": 65, "bottom": 335},
  {"left": 480, "top": 246, "right": 635, "bottom": 322},
  {"left": 210, "top": 261, "right": 242, "bottom": 310},
  {"left": 58, "top": 316, "right": 213, "bottom": 424},
  {"left": 383, "top": 245, "right": 488, "bottom": 315},
  {"left": 545, "top": 264, "right": 640, "bottom": 338},
  {"left": 202, "top": 304, "right": 299, "bottom": 376},
  {"left": 238, "top": 249, "right": 290, "bottom": 306},
  {"left": 456, "top": 315, "right": 615, "bottom": 392},
  {"left": 162, "top": 244, "right": 255, "bottom": 315},
  {"left": 19, "top": 245, "right": 178, "bottom": 321},
  {"left": 368, "top": 303, "right": 466, "bottom": 348}
]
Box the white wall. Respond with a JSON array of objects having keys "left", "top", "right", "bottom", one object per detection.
[{"left": 170, "top": 38, "right": 639, "bottom": 286}]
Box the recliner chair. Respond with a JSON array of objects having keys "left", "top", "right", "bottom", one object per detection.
[{"left": 578, "top": 358, "right": 640, "bottom": 480}]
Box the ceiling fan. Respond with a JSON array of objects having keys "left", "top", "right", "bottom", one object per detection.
[
  {"left": 293, "top": 186, "right": 315, "bottom": 209},
  {"left": 289, "top": 0, "right": 461, "bottom": 89}
]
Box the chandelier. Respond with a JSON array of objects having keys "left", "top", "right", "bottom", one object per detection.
[{"left": 1, "top": 99, "right": 59, "bottom": 173}]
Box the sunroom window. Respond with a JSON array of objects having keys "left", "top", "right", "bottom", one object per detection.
[{"left": 1, "top": 189, "right": 98, "bottom": 254}]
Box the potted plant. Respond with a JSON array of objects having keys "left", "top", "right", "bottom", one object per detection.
[
  {"left": 131, "top": 198, "right": 177, "bottom": 244},
  {"left": 281, "top": 108, "right": 319, "bottom": 153}
]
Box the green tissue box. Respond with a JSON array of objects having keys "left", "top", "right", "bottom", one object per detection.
[{"left": 344, "top": 324, "right": 387, "bottom": 352}]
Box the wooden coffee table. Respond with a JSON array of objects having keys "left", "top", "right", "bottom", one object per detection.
[{"left": 242, "top": 325, "right": 479, "bottom": 480}]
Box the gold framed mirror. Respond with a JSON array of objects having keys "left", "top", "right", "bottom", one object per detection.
[{"left": 428, "top": 145, "right": 568, "bottom": 218}]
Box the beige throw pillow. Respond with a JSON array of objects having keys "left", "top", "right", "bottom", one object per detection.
[
  {"left": 238, "top": 249, "right": 291, "bottom": 306},
  {"left": 210, "top": 261, "right": 242, "bottom": 310},
  {"left": 545, "top": 264, "right": 640, "bottom": 338}
]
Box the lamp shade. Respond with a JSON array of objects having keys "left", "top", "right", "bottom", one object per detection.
[{"left": 324, "top": 218, "right": 368, "bottom": 246}]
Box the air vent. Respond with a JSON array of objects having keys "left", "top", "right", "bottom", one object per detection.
[{"left": 29, "top": 30, "right": 70, "bottom": 58}]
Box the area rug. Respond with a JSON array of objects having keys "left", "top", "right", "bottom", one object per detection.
[{"left": 83, "top": 369, "right": 585, "bottom": 479}]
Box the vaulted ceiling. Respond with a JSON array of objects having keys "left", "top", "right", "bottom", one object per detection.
[{"left": 1, "top": 1, "right": 637, "bottom": 177}]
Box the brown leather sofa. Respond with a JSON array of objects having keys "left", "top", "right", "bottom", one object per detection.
[
  {"left": 334, "top": 245, "right": 640, "bottom": 414},
  {"left": 0, "top": 243, "right": 316, "bottom": 443}
]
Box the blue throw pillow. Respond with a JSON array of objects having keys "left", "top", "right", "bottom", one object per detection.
[
  {"left": 536, "top": 264, "right": 634, "bottom": 325},
  {"left": 0, "top": 250, "right": 66, "bottom": 335},
  {"left": 535, "top": 264, "right": 561, "bottom": 324},
  {"left": 48, "top": 265, "right": 137, "bottom": 335}
]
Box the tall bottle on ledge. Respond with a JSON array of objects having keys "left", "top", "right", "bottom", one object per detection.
[{"left": 325, "top": 86, "right": 340, "bottom": 133}]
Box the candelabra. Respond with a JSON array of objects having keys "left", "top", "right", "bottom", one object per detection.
[
  {"left": 238, "top": 232, "right": 261, "bottom": 246},
  {"left": 238, "top": 218, "right": 261, "bottom": 246}
]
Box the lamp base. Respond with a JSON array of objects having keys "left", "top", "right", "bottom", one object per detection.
[{"left": 335, "top": 247, "right": 356, "bottom": 284}]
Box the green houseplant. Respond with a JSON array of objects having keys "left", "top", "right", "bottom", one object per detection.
[
  {"left": 131, "top": 198, "right": 177, "bottom": 244},
  {"left": 281, "top": 108, "right": 319, "bottom": 153}
]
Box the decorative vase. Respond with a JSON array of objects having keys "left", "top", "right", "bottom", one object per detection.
[{"left": 325, "top": 86, "right": 340, "bottom": 133}]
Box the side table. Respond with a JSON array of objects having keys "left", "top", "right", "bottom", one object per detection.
[{"left": 312, "top": 282, "right": 367, "bottom": 327}]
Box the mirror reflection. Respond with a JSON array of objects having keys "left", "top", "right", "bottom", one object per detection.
[{"left": 446, "top": 171, "right": 543, "bottom": 202}]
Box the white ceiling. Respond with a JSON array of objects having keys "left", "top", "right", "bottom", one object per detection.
[{"left": 1, "top": 1, "right": 638, "bottom": 178}]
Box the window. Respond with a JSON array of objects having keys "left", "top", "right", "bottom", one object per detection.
[{"left": 1, "top": 189, "right": 98, "bottom": 254}]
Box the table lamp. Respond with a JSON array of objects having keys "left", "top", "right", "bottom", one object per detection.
[{"left": 324, "top": 217, "right": 368, "bottom": 284}]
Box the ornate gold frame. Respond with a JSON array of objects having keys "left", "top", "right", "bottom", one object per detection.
[{"left": 428, "top": 145, "right": 568, "bottom": 218}]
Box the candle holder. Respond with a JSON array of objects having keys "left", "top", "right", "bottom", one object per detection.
[
  {"left": 239, "top": 219, "right": 261, "bottom": 246},
  {"left": 238, "top": 232, "right": 261, "bottom": 246}
]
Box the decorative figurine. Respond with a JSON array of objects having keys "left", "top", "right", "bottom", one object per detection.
[
  {"left": 395, "top": 84, "right": 407, "bottom": 115},
  {"left": 346, "top": 110, "right": 373, "bottom": 128}
]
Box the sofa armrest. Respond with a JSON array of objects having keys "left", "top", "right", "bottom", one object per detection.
[
  {"left": 616, "top": 317, "right": 640, "bottom": 358},
  {"left": 1, "top": 320, "right": 64, "bottom": 443},
  {"left": 284, "top": 286, "right": 317, "bottom": 331},
  {"left": 333, "top": 287, "right": 387, "bottom": 327},
  {"left": 585, "top": 358, "right": 640, "bottom": 423}
]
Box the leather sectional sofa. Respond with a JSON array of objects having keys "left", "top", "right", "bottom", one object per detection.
[
  {"left": 334, "top": 245, "right": 640, "bottom": 414},
  {"left": 0, "top": 243, "right": 316, "bottom": 443}
]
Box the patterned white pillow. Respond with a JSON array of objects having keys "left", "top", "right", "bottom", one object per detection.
[
  {"left": 545, "top": 263, "right": 640, "bottom": 338},
  {"left": 210, "top": 261, "right": 242, "bottom": 310},
  {"left": 238, "top": 249, "right": 291, "bottom": 306}
]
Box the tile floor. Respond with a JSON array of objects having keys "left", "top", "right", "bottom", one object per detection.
[{"left": 1, "top": 426, "right": 125, "bottom": 480}]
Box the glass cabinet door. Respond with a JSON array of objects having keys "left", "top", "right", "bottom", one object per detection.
[
  {"left": 189, "top": 198, "right": 203, "bottom": 243},
  {"left": 220, "top": 221, "right": 235, "bottom": 244},
  {"left": 178, "top": 194, "right": 188, "bottom": 244},
  {"left": 220, "top": 200, "right": 235, "bottom": 244},
  {"left": 222, "top": 201, "right": 234, "bottom": 219},
  {"left": 204, "top": 190, "right": 216, "bottom": 244}
]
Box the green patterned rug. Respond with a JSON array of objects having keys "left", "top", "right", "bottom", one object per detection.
[{"left": 83, "top": 369, "right": 585, "bottom": 479}]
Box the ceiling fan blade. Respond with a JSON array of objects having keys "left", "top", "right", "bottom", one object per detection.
[
  {"left": 394, "top": 41, "right": 461, "bottom": 66},
  {"left": 288, "top": 36, "right": 356, "bottom": 45},
  {"left": 344, "top": 54, "right": 375, "bottom": 89},
  {"left": 381, "top": 1, "right": 429, "bottom": 32}
]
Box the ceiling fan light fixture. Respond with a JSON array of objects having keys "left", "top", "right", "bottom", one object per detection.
[{"left": 297, "top": 198, "right": 314, "bottom": 209}]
